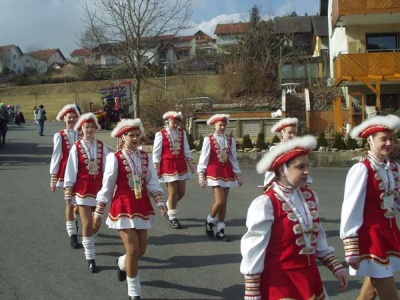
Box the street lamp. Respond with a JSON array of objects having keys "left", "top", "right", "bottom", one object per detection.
[{"left": 164, "top": 62, "right": 168, "bottom": 101}]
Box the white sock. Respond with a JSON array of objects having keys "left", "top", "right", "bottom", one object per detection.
[
  {"left": 207, "top": 215, "right": 217, "bottom": 224},
  {"left": 66, "top": 221, "right": 77, "bottom": 237},
  {"left": 118, "top": 254, "right": 126, "bottom": 271},
  {"left": 217, "top": 222, "right": 225, "bottom": 232},
  {"left": 127, "top": 275, "right": 141, "bottom": 297},
  {"left": 167, "top": 209, "right": 178, "bottom": 220},
  {"left": 82, "top": 236, "right": 95, "bottom": 260}
]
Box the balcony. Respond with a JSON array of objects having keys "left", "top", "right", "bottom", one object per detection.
[
  {"left": 332, "top": 0, "right": 400, "bottom": 27},
  {"left": 334, "top": 51, "right": 400, "bottom": 86}
]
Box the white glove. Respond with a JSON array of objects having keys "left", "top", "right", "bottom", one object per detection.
[{"left": 198, "top": 173, "right": 206, "bottom": 188}]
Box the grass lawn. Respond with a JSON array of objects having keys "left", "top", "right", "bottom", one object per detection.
[{"left": 0, "top": 74, "right": 222, "bottom": 121}]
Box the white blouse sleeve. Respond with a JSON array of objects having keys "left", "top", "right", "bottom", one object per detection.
[
  {"left": 197, "top": 136, "right": 211, "bottom": 174},
  {"left": 228, "top": 137, "right": 241, "bottom": 174},
  {"left": 340, "top": 162, "right": 368, "bottom": 239},
  {"left": 49, "top": 133, "right": 62, "bottom": 175},
  {"left": 96, "top": 153, "right": 118, "bottom": 204},
  {"left": 64, "top": 144, "right": 79, "bottom": 188},
  {"left": 183, "top": 130, "right": 193, "bottom": 160},
  {"left": 145, "top": 155, "right": 164, "bottom": 196},
  {"left": 152, "top": 131, "right": 163, "bottom": 164},
  {"left": 240, "top": 195, "right": 274, "bottom": 275}
]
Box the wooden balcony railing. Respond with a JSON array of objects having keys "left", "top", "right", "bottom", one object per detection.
[
  {"left": 332, "top": 0, "right": 400, "bottom": 26},
  {"left": 334, "top": 52, "right": 400, "bottom": 86}
]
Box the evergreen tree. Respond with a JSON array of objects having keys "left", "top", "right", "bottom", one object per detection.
[
  {"left": 316, "top": 132, "right": 329, "bottom": 149},
  {"left": 241, "top": 134, "right": 253, "bottom": 149},
  {"left": 255, "top": 132, "right": 267, "bottom": 150},
  {"left": 332, "top": 132, "right": 347, "bottom": 150}
]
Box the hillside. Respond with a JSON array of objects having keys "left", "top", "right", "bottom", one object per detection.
[{"left": 0, "top": 74, "right": 223, "bottom": 121}]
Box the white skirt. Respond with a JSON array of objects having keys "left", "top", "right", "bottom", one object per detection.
[
  {"left": 206, "top": 178, "right": 238, "bottom": 188},
  {"left": 159, "top": 172, "right": 192, "bottom": 183},
  {"left": 106, "top": 215, "right": 156, "bottom": 230},
  {"left": 71, "top": 196, "right": 97, "bottom": 207},
  {"left": 350, "top": 256, "right": 400, "bottom": 278}
]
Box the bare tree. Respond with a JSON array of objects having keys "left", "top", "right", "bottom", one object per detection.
[{"left": 81, "top": 0, "right": 192, "bottom": 118}]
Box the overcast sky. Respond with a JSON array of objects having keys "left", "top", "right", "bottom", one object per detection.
[{"left": 0, "top": 0, "right": 320, "bottom": 58}]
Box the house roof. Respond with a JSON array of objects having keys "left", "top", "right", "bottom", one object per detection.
[
  {"left": 173, "top": 35, "right": 195, "bottom": 43},
  {"left": 312, "top": 16, "right": 328, "bottom": 36},
  {"left": 214, "top": 22, "right": 250, "bottom": 35},
  {"left": 70, "top": 49, "right": 92, "bottom": 57},
  {"left": 274, "top": 16, "right": 312, "bottom": 34},
  {"left": 0, "top": 44, "right": 23, "bottom": 58},
  {"left": 28, "top": 48, "right": 66, "bottom": 62}
]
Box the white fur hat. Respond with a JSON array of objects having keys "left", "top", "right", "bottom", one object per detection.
[
  {"left": 111, "top": 118, "right": 145, "bottom": 138},
  {"left": 350, "top": 114, "right": 400, "bottom": 139},
  {"left": 163, "top": 111, "right": 183, "bottom": 120},
  {"left": 56, "top": 104, "right": 80, "bottom": 121},
  {"left": 207, "top": 114, "right": 230, "bottom": 125},
  {"left": 74, "top": 112, "right": 101, "bottom": 131},
  {"left": 256, "top": 135, "right": 316, "bottom": 173},
  {"left": 270, "top": 117, "right": 298, "bottom": 133}
]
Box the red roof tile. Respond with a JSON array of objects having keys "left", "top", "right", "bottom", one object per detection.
[
  {"left": 70, "top": 49, "right": 92, "bottom": 57},
  {"left": 214, "top": 22, "right": 250, "bottom": 35},
  {"left": 28, "top": 48, "right": 65, "bottom": 61}
]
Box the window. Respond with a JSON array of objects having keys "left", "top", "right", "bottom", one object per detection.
[
  {"left": 366, "top": 33, "right": 398, "bottom": 52},
  {"left": 367, "top": 94, "right": 400, "bottom": 111}
]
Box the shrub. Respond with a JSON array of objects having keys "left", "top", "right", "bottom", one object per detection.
[
  {"left": 196, "top": 134, "right": 204, "bottom": 152},
  {"left": 186, "top": 133, "right": 196, "bottom": 150},
  {"left": 332, "top": 131, "right": 347, "bottom": 150},
  {"left": 271, "top": 135, "right": 280, "bottom": 145},
  {"left": 346, "top": 136, "right": 358, "bottom": 150},
  {"left": 241, "top": 134, "right": 253, "bottom": 149},
  {"left": 255, "top": 132, "right": 267, "bottom": 150},
  {"left": 316, "top": 132, "right": 329, "bottom": 149}
]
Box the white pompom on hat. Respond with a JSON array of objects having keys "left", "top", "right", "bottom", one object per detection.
[
  {"left": 74, "top": 112, "right": 101, "bottom": 131},
  {"left": 270, "top": 117, "right": 298, "bottom": 133},
  {"left": 207, "top": 113, "right": 230, "bottom": 125},
  {"left": 56, "top": 104, "right": 80, "bottom": 121},
  {"left": 350, "top": 114, "right": 400, "bottom": 139},
  {"left": 163, "top": 111, "right": 183, "bottom": 120},
  {"left": 111, "top": 118, "right": 145, "bottom": 138},
  {"left": 256, "top": 135, "right": 317, "bottom": 173}
]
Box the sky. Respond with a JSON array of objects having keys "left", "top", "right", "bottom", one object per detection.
[{"left": 0, "top": 0, "right": 320, "bottom": 59}]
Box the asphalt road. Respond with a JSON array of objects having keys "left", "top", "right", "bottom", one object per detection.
[{"left": 1, "top": 121, "right": 399, "bottom": 300}]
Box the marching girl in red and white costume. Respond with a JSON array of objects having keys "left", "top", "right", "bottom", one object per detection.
[
  {"left": 95, "top": 118, "right": 167, "bottom": 300},
  {"left": 241, "top": 135, "right": 347, "bottom": 300},
  {"left": 64, "top": 113, "right": 108, "bottom": 273},
  {"left": 263, "top": 117, "right": 298, "bottom": 186},
  {"left": 341, "top": 114, "right": 400, "bottom": 300},
  {"left": 152, "top": 111, "right": 195, "bottom": 229},
  {"left": 197, "top": 114, "right": 243, "bottom": 242},
  {"left": 49, "top": 104, "right": 82, "bottom": 249}
]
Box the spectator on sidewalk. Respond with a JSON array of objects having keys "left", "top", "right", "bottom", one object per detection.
[{"left": 36, "top": 104, "right": 47, "bottom": 136}]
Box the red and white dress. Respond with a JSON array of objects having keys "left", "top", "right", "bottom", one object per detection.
[
  {"left": 197, "top": 133, "right": 241, "bottom": 187},
  {"left": 152, "top": 127, "right": 193, "bottom": 183},
  {"left": 341, "top": 152, "right": 400, "bottom": 277},
  {"left": 49, "top": 129, "right": 79, "bottom": 188},
  {"left": 241, "top": 183, "right": 336, "bottom": 299},
  {"left": 64, "top": 139, "right": 108, "bottom": 206},
  {"left": 97, "top": 149, "right": 163, "bottom": 229}
]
